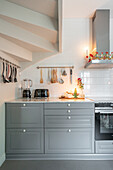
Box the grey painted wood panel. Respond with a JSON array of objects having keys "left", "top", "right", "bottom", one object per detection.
[
  {"left": 44, "top": 103, "right": 94, "bottom": 109},
  {"left": 6, "top": 129, "right": 44, "bottom": 154},
  {"left": 45, "top": 115, "right": 94, "bottom": 128},
  {"left": 96, "top": 141, "right": 113, "bottom": 154},
  {"left": 6, "top": 104, "right": 43, "bottom": 128},
  {"left": 44, "top": 109, "right": 94, "bottom": 116},
  {"left": 45, "top": 128, "right": 94, "bottom": 154}
]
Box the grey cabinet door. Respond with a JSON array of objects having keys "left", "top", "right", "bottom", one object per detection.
[
  {"left": 6, "top": 129, "right": 44, "bottom": 154},
  {"left": 6, "top": 104, "right": 43, "bottom": 128},
  {"left": 96, "top": 141, "right": 113, "bottom": 154},
  {"left": 45, "top": 116, "right": 94, "bottom": 128},
  {"left": 45, "top": 128, "right": 94, "bottom": 154}
]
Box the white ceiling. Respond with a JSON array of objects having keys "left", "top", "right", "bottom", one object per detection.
[{"left": 63, "top": 0, "right": 113, "bottom": 18}]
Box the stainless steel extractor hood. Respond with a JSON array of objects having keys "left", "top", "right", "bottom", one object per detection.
[
  {"left": 84, "top": 9, "right": 112, "bottom": 69},
  {"left": 92, "top": 9, "right": 110, "bottom": 54}
]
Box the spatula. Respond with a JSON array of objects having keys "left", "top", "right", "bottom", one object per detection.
[{"left": 40, "top": 69, "right": 43, "bottom": 83}]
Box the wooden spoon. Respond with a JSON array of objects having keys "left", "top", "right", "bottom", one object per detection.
[{"left": 40, "top": 69, "right": 43, "bottom": 83}]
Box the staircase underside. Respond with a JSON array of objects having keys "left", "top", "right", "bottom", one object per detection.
[{"left": 0, "top": 0, "right": 62, "bottom": 69}]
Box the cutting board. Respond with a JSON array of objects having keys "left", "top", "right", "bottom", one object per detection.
[{"left": 59, "top": 96, "right": 85, "bottom": 99}]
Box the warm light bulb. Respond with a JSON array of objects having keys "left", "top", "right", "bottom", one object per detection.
[{"left": 84, "top": 47, "right": 89, "bottom": 57}]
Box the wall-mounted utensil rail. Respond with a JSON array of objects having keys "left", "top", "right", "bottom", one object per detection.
[
  {"left": 37, "top": 66, "right": 74, "bottom": 69},
  {"left": 0, "top": 56, "right": 21, "bottom": 68}
]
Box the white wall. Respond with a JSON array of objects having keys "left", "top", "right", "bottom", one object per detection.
[
  {"left": 20, "top": 18, "right": 90, "bottom": 97},
  {"left": 20, "top": 18, "right": 113, "bottom": 98},
  {"left": 0, "top": 51, "right": 19, "bottom": 166}
]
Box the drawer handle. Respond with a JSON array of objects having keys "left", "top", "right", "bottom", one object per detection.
[
  {"left": 23, "top": 104, "right": 26, "bottom": 107},
  {"left": 67, "top": 116, "right": 71, "bottom": 120},
  {"left": 67, "top": 104, "right": 71, "bottom": 107},
  {"left": 68, "top": 129, "right": 71, "bottom": 133},
  {"left": 23, "top": 129, "right": 26, "bottom": 133},
  {"left": 67, "top": 110, "right": 71, "bottom": 113}
]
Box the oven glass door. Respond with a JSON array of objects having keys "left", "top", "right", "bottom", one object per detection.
[{"left": 95, "top": 113, "right": 113, "bottom": 140}]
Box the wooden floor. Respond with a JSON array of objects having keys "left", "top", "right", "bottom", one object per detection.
[{"left": 1, "top": 160, "right": 113, "bottom": 170}]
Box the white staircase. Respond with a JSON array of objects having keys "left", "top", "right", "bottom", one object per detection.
[{"left": 0, "top": 0, "right": 62, "bottom": 69}]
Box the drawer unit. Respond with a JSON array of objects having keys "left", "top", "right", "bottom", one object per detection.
[
  {"left": 6, "top": 103, "right": 43, "bottom": 128},
  {"left": 95, "top": 141, "right": 113, "bottom": 154},
  {"left": 6, "top": 129, "right": 44, "bottom": 154},
  {"left": 45, "top": 115, "right": 94, "bottom": 128},
  {"left": 44, "top": 109, "right": 94, "bottom": 116},
  {"left": 44, "top": 103, "right": 94, "bottom": 109},
  {"left": 45, "top": 128, "right": 94, "bottom": 154}
]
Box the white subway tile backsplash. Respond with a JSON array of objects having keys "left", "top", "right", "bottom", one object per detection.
[{"left": 81, "top": 69, "right": 113, "bottom": 97}]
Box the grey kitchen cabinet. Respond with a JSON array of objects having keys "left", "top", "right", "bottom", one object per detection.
[
  {"left": 45, "top": 128, "right": 94, "bottom": 154},
  {"left": 95, "top": 141, "right": 113, "bottom": 154},
  {"left": 5, "top": 103, "right": 44, "bottom": 156},
  {"left": 6, "top": 103, "right": 43, "bottom": 128},
  {"left": 6, "top": 102, "right": 94, "bottom": 158},
  {"left": 44, "top": 102, "right": 94, "bottom": 154},
  {"left": 6, "top": 129, "right": 44, "bottom": 154}
]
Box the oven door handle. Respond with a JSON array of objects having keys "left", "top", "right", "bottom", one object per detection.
[{"left": 95, "top": 111, "right": 113, "bottom": 114}]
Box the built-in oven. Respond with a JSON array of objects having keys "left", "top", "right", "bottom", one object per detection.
[{"left": 95, "top": 103, "right": 113, "bottom": 140}]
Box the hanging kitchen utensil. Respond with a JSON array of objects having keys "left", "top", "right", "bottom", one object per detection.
[
  {"left": 9, "top": 65, "right": 13, "bottom": 82},
  {"left": 56, "top": 68, "right": 58, "bottom": 82},
  {"left": 5, "top": 63, "right": 9, "bottom": 83},
  {"left": 70, "top": 68, "right": 72, "bottom": 84},
  {"left": 12, "top": 66, "right": 15, "bottom": 82},
  {"left": 2, "top": 62, "right": 6, "bottom": 83},
  {"left": 47, "top": 68, "right": 50, "bottom": 84},
  {"left": 14, "top": 67, "right": 17, "bottom": 82},
  {"left": 40, "top": 68, "right": 43, "bottom": 83},
  {"left": 52, "top": 69, "right": 56, "bottom": 83},
  {"left": 0, "top": 61, "right": 2, "bottom": 83},
  {"left": 58, "top": 69, "right": 64, "bottom": 84},
  {"left": 62, "top": 69, "right": 67, "bottom": 76},
  {"left": 51, "top": 69, "right": 54, "bottom": 83}
]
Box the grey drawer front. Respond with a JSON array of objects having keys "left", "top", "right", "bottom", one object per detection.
[
  {"left": 45, "top": 128, "right": 93, "bottom": 154},
  {"left": 6, "top": 104, "right": 43, "bottom": 128},
  {"left": 96, "top": 141, "right": 113, "bottom": 154},
  {"left": 45, "top": 109, "right": 94, "bottom": 116},
  {"left": 45, "top": 116, "right": 94, "bottom": 128},
  {"left": 6, "top": 129, "right": 44, "bottom": 154},
  {"left": 6, "top": 103, "right": 42, "bottom": 107},
  {"left": 44, "top": 103, "right": 94, "bottom": 109}
]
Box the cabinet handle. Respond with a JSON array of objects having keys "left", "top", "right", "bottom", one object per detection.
[
  {"left": 68, "top": 129, "right": 71, "bottom": 133},
  {"left": 67, "top": 110, "right": 71, "bottom": 113},
  {"left": 23, "top": 104, "right": 26, "bottom": 107},
  {"left": 67, "top": 116, "right": 71, "bottom": 119},
  {"left": 23, "top": 129, "right": 26, "bottom": 133},
  {"left": 67, "top": 104, "right": 71, "bottom": 107}
]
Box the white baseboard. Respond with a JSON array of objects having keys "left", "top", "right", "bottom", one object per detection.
[{"left": 0, "top": 153, "right": 5, "bottom": 167}]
